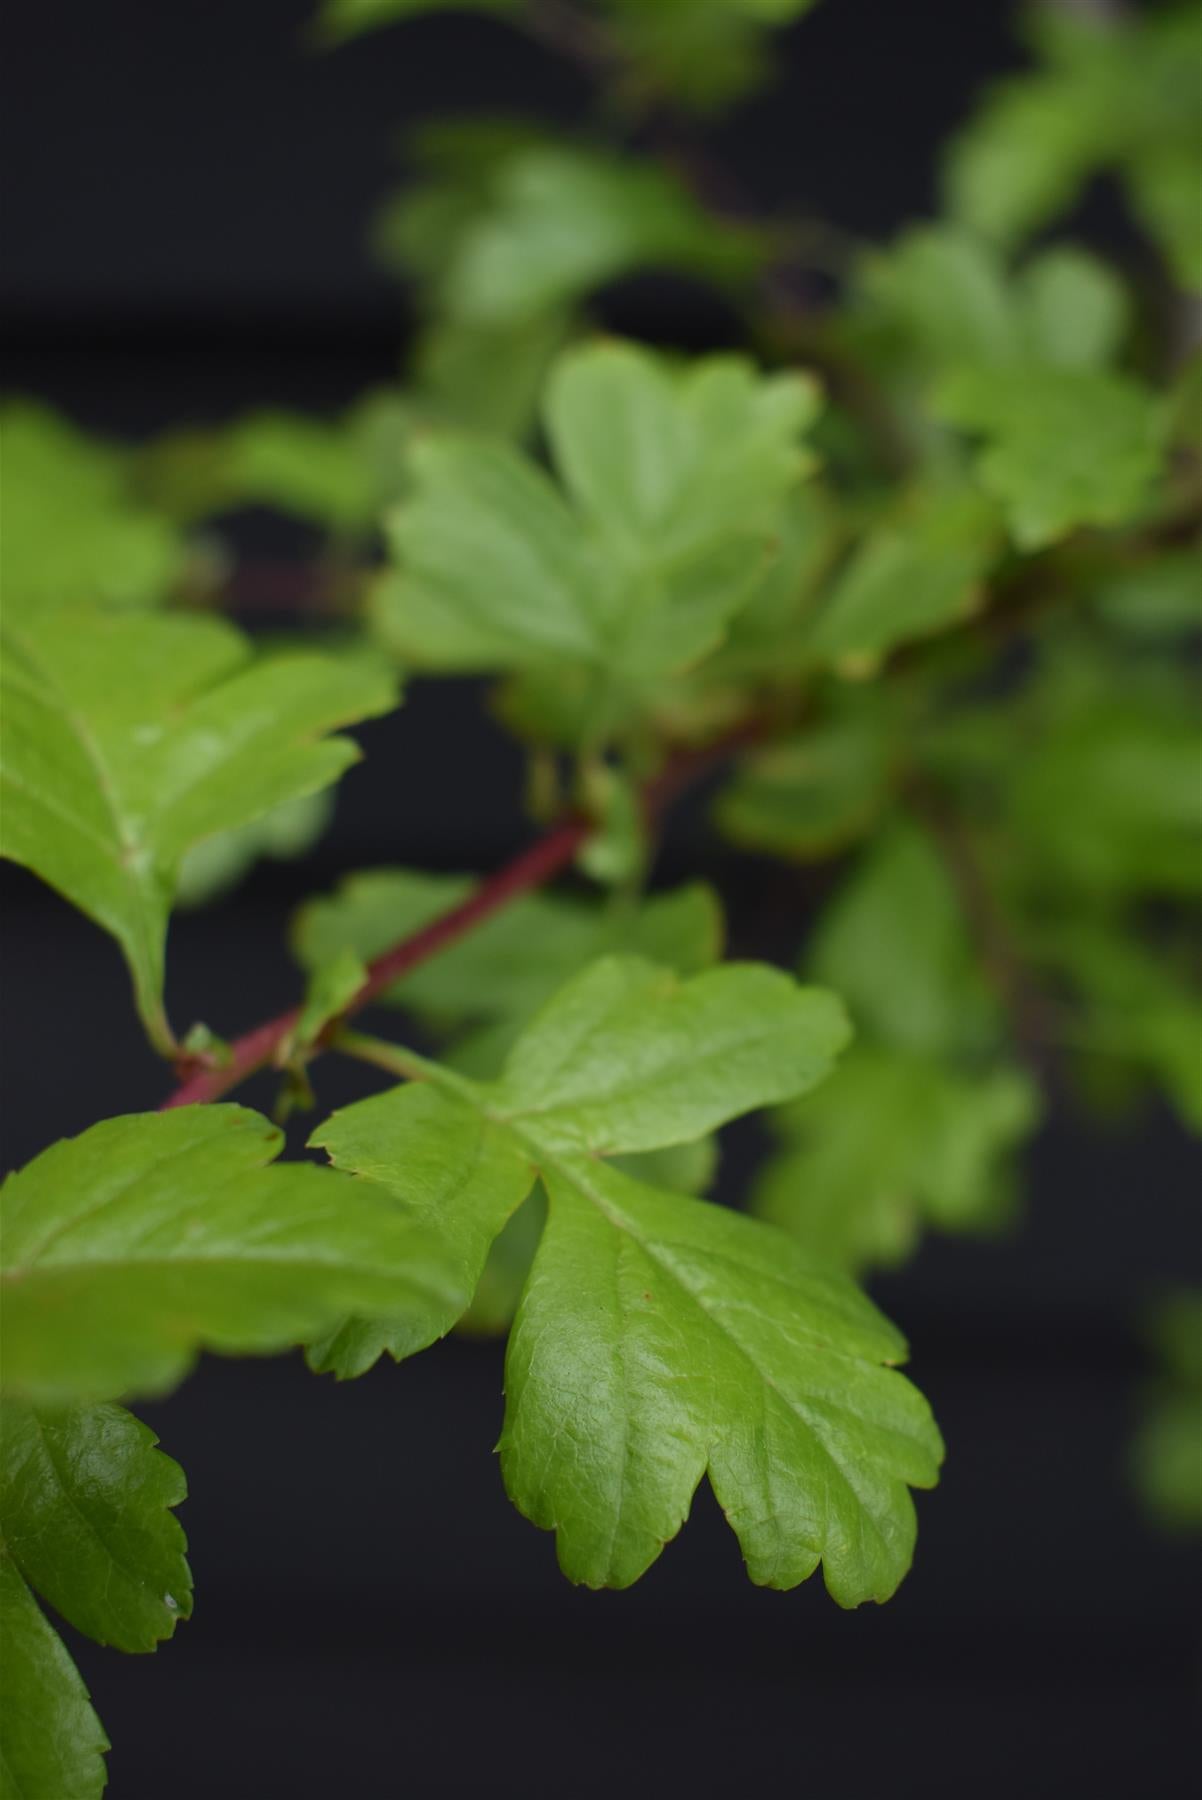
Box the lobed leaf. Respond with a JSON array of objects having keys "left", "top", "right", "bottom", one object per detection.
[
  {"left": 935, "top": 364, "right": 1164, "bottom": 548},
  {"left": 0, "top": 1106, "right": 463, "bottom": 1403},
  {"left": 303, "top": 953, "right": 940, "bottom": 1602},
  {"left": 503, "top": 1155, "right": 942, "bottom": 1601},
  {"left": 0, "top": 1552, "right": 108, "bottom": 1800},
  {"left": 383, "top": 340, "right": 819, "bottom": 706},
  {"left": 0, "top": 607, "right": 395, "bottom": 1048}
]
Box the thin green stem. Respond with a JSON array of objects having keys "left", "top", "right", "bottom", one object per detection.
[{"left": 329, "top": 1031, "right": 442, "bottom": 1086}]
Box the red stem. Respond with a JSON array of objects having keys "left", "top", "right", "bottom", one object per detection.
[
  {"left": 162, "top": 816, "right": 590, "bottom": 1109},
  {"left": 161, "top": 726, "right": 757, "bottom": 1111}
]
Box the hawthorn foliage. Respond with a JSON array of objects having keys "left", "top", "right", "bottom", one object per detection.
[{"left": 1, "top": 1, "right": 1199, "bottom": 1791}]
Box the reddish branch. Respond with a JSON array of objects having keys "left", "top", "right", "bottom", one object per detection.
[
  {"left": 161, "top": 731, "right": 753, "bottom": 1111},
  {"left": 162, "top": 816, "right": 590, "bottom": 1109}
]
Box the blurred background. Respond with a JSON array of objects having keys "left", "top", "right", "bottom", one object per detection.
[{"left": 2, "top": 1, "right": 1198, "bottom": 1794}]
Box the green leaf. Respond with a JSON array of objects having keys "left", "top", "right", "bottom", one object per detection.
[
  {"left": 807, "top": 485, "right": 1002, "bottom": 668},
  {"left": 411, "top": 310, "right": 570, "bottom": 438},
  {"left": 292, "top": 946, "right": 369, "bottom": 1055},
  {"left": 943, "top": 5, "right": 1202, "bottom": 288},
  {"left": 0, "top": 1400, "right": 191, "bottom": 1653},
  {"left": 316, "top": 0, "right": 522, "bottom": 43},
  {"left": 310, "top": 953, "right": 939, "bottom": 1599},
  {"left": 0, "top": 1106, "right": 463, "bottom": 1403},
  {"left": 1093, "top": 549, "right": 1202, "bottom": 640},
  {"left": 141, "top": 392, "right": 413, "bottom": 532},
  {"left": 714, "top": 715, "right": 889, "bottom": 859},
  {"left": 175, "top": 790, "right": 335, "bottom": 910},
  {"left": 219, "top": 410, "right": 384, "bottom": 533},
  {"left": 487, "top": 954, "right": 849, "bottom": 1153},
  {"left": 935, "top": 364, "right": 1164, "bottom": 548},
  {"left": 1021, "top": 918, "right": 1202, "bottom": 1131},
  {"left": 385, "top": 340, "right": 819, "bottom": 704},
  {"left": 293, "top": 874, "right": 722, "bottom": 1030},
  {"left": 602, "top": 0, "right": 822, "bottom": 114},
  {"left": 1004, "top": 683, "right": 1201, "bottom": 899},
  {"left": 860, "top": 226, "right": 1023, "bottom": 369},
  {"left": 307, "top": 1084, "right": 536, "bottom": 1376},
  {"left": 2, "top": 401, "right": 183, "bottom": 621},
  {"left": 1132, "top": 1292, "right": 1202, "bottom": 1530},
  {"left": 810, "top": 822, "right": 1000, "bottom": 1059},
  {"left": 1016, "top": 246, "right": 1130, "bottom": 371},
  {"left": 439, "top": 147, "right": 763, "bottom": 326},
  {"left": 755, "top": 1047, "right": 1037, "bottom": 1271},
  {"left": 502, "top": 1154, "right": 940, "bottom": 1600},
  {"left": 0, "top": 607, "right": 395, "bottom": 1048},
  {"left": 0, "top": 1550, "right": 108, "bottom": 1800}
]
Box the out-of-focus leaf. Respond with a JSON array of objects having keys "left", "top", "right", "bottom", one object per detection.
[
  {"left": 1132, "top": 1291, "right": 1202, "bottom": 1530},
  {"left": 140, "top": 392, "right": 412, "bottom": 532},
  {"left": 382, "top": 341, "right": 819, "bottom": 708},
  {"left": 1093, "top": 550, "right": 1202, "bottom": 639},
  {"left": 1015, "top": 245, "right": 1131, "bottom": 371},
  {"left": 380, "top": 136, "right": 764, "bottom": 327},
  {"left": 293, "top": 873, "right": 723, "bottom": 1028},
  {"left": 2, "top": 401, "right": 183, "bottom": 619},
  {"left": 316, "top": 0, "right": 523, "bottom": 43},
  {"left": 175, "top": 790, "right": 335, "bottom": 910},
  {"left": 807, "top": 485, "right": 1002, "bottom": 668},
  {"left": 1022, "top": 918, "right": 1202, "bottom": 1131},
  {"left": 810, "top": 821, "right": 1001, "bottom": 1058},
  {"left": 936, "top": 364, "right": 1164, "bottom": 547},
  {"left": 755, "top": 1047, "right": 1036, "bottom": 1271},
  {"left": 602, "top": 0, "right": 823, "bottom": 113},
  {"left": 1004, "top": 686, "right": 1201, "bottom": 898},
  {"left": 714, "top": 715, "right": 890, "bottom": 859},
  {"left": 944, "top": 4, "right": 1202, "bottom": 289},
  {"left": 0, "top": 606, "right": 395, "bottom": 1048}
]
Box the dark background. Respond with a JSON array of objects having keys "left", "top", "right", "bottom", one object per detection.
[{"left": 2, "top": 2, "right": 1198, "bottom": 1795}]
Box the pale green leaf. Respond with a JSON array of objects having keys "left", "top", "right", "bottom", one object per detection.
[
  {"left": 293, "top": 874, "right": 722, "bottom": 1028},
  {"left": 936, "top": 364, "right": 1164, "bottom": 548},
  {"left": 714, "top": 716, "right": 889, "bottom": 859},
  {"left": 0, "top": 1401, "right": 191, "bottom": 1653},
  {"left": 755, "top": 1047, "right": 1037, "bottom": 1271},
  {"left": 1016, "top": 245, "right": 1130, "bottom": 371},
  {"left": 1132, "top": 1292, "right": 1202, "bottom": 1530},
  {"left": 176, "top": 790, "right": 335, "bottom": 910},
  {"left": 442, "top": 147, "right": 762, "bottom": 325},
  {"left": 0, "top": 1106, "right": 463, "bottom": 1403},
  {"left": 386, "top": 341, "right": 819, "bottom": 697},
  {"left": 807, "top": 486, "right": 1001, "bottom": 667},
  {"left": 1094, "top": 549, "right": 1202, "bottom": 640},
  {"left": 0, "top": 607, "right": 395, "bottom": 1047},
  {"left": 603, "top": 0, "right": 822, "bottom": 113},
  {"left": 1005, "top": 689, "right": 1201, "bottom": 898},
  {"left": 810, "top": 822, "right": 1000, "bottom": 1058},
  {"left": 860, "top": 226, "right": 1022, "bottom": 368},
  {"left": 292, "top": 947, "right": 368, "bottom": 1055},
  {"left": 0, "top": 1552, "right": 108, "bottom": 1800},
  {"left": 2, "top": 401, "right": 183, "bottom": 620},
  {"left": 943, "top": 5, "right": 1202, "bottom": 288}
]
